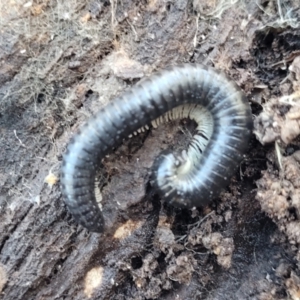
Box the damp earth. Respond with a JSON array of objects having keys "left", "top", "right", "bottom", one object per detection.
[{"left": 1, "top": 1, "right": 300, "bottom": 299}]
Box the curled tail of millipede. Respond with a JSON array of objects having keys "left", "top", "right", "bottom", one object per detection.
[{"left": 60, "top": 64, "right": 252, "bottom": 233}]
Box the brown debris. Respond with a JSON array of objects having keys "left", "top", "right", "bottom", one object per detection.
[
  {"left": 106, "top": 50, "right": 145, "bottom": 80},
  {"left": 0, "top": 264, "right": 7, "bottom": 293},
  {"left": 166, "top": 254, "right": 195, "bottom": 284},
  {"left": 286, "top": 272, "right": 300, "bottom": 300},
  {"left": 254, "top": 55, "right": 300, "bottom": 145}
]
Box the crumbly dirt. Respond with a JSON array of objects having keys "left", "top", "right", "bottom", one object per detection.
[{"left": 1, "top": 0, "right": 300, "bottom": 299}]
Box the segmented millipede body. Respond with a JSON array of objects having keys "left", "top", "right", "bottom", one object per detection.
[{"left": 60, "top": 64, "right": 252, "bottom": 233}]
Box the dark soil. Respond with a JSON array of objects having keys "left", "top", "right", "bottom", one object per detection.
[{"left": 1, "top": 0, "right": 300, "bottom": 299}]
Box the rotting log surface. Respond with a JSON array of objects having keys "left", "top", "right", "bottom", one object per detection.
[{"left": 1, "top": 1, "right": 300, "bottom": 299}]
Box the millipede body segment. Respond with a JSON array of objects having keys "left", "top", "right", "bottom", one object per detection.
[{"left": 60, "top": 64, "right": 252, "bottom": 233}]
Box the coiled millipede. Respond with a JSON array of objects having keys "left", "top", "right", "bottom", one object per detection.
[{"left": 60, "top": 64, "right": 252, "bottom": 233}]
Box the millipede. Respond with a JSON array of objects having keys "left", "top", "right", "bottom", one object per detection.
[{"left": 60, "top": 64, "right": 252, "bottom": 233}]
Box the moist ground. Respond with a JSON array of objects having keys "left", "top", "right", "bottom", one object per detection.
[{"left": 1, "top": 1, "right": 300, "bottom": 299}]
